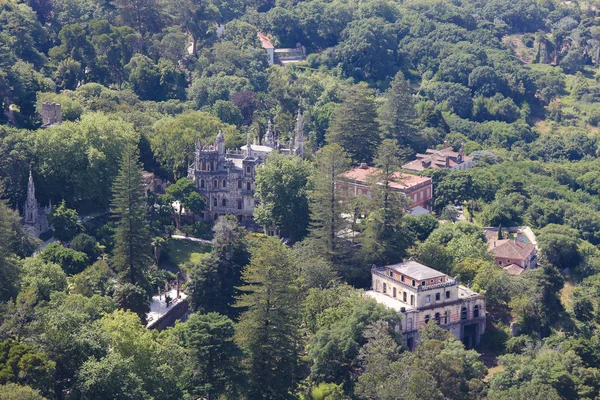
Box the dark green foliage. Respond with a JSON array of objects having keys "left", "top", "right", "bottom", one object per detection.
[
  {"left": 168, "top": 313, "right": 243, "bottom": 399},
  {"left": 235, "top": 238, "right": 300, "bottom": 400},
  {"left": 254, "top": 152, "right": 311, "bottom": 242},
  {"left": 70, "top": 233, "right": 102, "bottom": 261},
  {"left": 41, "top": 242, "right": 89, "bottom": 275},
  {"left": 326, "top": 84, "right": 380, "bottom": 163},
  {"left": 0, "top": 339, "right": 54, "bottom": 395},
  {"left": 187, "top": 215, "right": 249, "bottom": 317},
  {"left": 48, "top": 200, "right": 81, "bottom": 242},
  {"left": 111, "top": 144, "right": 152, "bottom": 288}
]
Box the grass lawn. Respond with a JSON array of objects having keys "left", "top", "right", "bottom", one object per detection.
[{"left": 163, "top": 239, "right": 211, "bottom": 270}]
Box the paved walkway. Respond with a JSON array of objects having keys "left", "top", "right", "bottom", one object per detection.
[
  {"left": 170, "top": 234, "right": 212, "bottom": 245},
  {"left": 146, "top": 288, "right": 187, "bottom": 328}
]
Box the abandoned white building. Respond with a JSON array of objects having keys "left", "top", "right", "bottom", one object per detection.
[
  {"left": 187, "top": 110, "right": 305, "bottom": 230},
  {"left": 367, "top": 261, "right": 486, "bottom": 349}
]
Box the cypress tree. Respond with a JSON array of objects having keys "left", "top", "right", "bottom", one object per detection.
[
  {"left": 111, "top": 143, "right": 153, "bottom": 311},
  {"left": 235, "top": 238, "right": 300, "bottom": 400},
  {"left": 326, "top": 83, "right": 380, "bottom": 163},
  {"left": 308, "top": 144, "right": 351, "bottom": 265},
  {"left": 378, "top": 71, "right": 418, "bottom": 149}
]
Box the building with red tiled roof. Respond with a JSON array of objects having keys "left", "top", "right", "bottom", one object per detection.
[
  {"left": 485, "top": 227, "right": 537, "bottom": 271},
  {"left": 337, "top": 163, "right": 433, "bottom": 211},
  {"left": 257, "top": 32, "right": 306, "bottom": 65},
  {"left": 402, "top": 141, "right": 472, "bottom": 172}
]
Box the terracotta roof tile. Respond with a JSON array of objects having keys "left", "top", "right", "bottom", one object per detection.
[
  {"left": 340, "top": 166, "right": 431, "bottom": 190},
  {"left": 490, "top": 240, "right": 536, "bottom": 260}
]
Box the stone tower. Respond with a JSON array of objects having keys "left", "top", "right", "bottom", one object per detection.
[
  {"left": 264, "top": 120, "right": 275, "bottom": 148},
  {"left": 216, "top": 130, "right": 225, "bottom": 155}
]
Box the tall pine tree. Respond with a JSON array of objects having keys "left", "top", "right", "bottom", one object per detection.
[
  {"left": 235, "top": 237, "right": 300, "bottom": 400},
  {"left": 187, "top": 215, "right": 250, "bottom": 318},
  {"left": 111, "top": 143, "right": 152, "bottom": 316},
  {"left": 326, "top": 83, "right": 381, "bottom": 163},
  {"left": 361, "top": 139, "right": 410, "bottom": 266},
  {"left": 378, "top": 71, "right": 418, "bottom": 150},
  {"left": 308, "top": 144, "right": 350, "bottom": 266}
]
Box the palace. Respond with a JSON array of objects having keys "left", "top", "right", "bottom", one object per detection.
[
  {"left": 187, "top": 110, "right": 305, "bottom": 230},
  {"left": 367, "top": 261, "right": 485, "bottom": 349}
]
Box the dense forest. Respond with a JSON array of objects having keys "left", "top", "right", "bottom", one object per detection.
[{"left": 4, "top": 0, "right": 600, "bottom": 398}]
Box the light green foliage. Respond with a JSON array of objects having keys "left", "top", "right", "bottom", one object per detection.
[
  {"left": 48, "top": 200, "right": 81, "bottom": 242},
  {"left": 34, "top": 113, "right": 138, "bottom": 210},
  {"left": 71, "top": 260, "right": 116, "bottom": 297},
  {"left": 151, "top": 111, "right": 238, "bottom": 178},
  {"left": 21, "top": 257, "right": 67, "bottom": 301},
  {"left": 78, "top": 309, "right": 184, "bottom": 400},
  {"left": 164, "top": 177, "right": 204, "bottom": 228},
  {"left": 0, "top": 383, "right": 47, "bottom": 400},
  {"left": 418, "top": 222, "right": 489, "bottom": 271},
  {"left": 254, "top": 152, "right": 312, "bottom": 242},
  {"left": 36, "top": 92, "right": 83, "bottom": 121}
]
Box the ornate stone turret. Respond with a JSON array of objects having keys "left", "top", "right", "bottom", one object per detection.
[
  {"left": 264, "top": 120, "right": 275, "bottom": 148},
  {"left": 245, "top": 131, "right": 252, "bottom": 157},
  {"left": 23, "top": 169, "right": 38, "bottom": 225},
  {"left": 216, "top": 130, "right": 225, "bottom": 155},
  {"left": 294, "top": 107, "right": 304, "bottom": 158},
  {"left": 194, "top": 138, "right": 202, "bottom": 171}
]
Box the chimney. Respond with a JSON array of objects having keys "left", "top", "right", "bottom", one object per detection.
[
  {"left": 359, "top": 163, "right": 368, "bottom": 169},
  {"left": 443, "top": 140, "right": 449, "bottom": 149},
  {"left": 493, "top": 241, "right": 496, "bottom": 248},
  {"left": 459, "top": 143, "right": 464, "bottom": 162}
]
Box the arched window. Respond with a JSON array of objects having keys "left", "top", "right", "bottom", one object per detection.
[
  {"left": 238, "top": 180, "right": 242, "bottom": 189},
  {"left": 393, "top": 287, "right": 397, "bottom": 298},
  {"left": 383, "top": 283, "right": 387, "bottom": 294},
  {"left": 213, "top": 179, "right": 218, "bottom": 188},
  {"left": 222, "top": 199, "right": 227, "bottom": 207},
  {"left": 201, "top": 161, "right": 207, "bottom": 171},
  {"left": 444, "top": 310, "right": 449, "bottom": 324},
  {"left": 222, "top": 179, "right": 227, "bottom": 188},
  {"left": 461, "top": 306, "right": 468, "bottom": 320},
  {"left": 473, "top": 305, "right": 480, "bottom": 318},
  {"left": 410, "top": 295, "right": 414, "bottom": 306},
  {"left": 200, "top": 179, "right": 205, "bottom": 189},
  {"left": 425, "top": 315, "right": 430, "bottom": 324},
  {"left": 435, "top": 312, "right": 441, "bottom": 325},
  {"left": 213, "top": 197, "right": 217, "bottom": 207}
]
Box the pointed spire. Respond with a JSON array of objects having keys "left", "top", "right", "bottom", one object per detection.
[
  {"left": 264, "top": 119, "right": 275, "bottom": 148},
  {"left": 24, "top": 168, "right": 39, "bottom": 225},
  {"left": 245, "top": 130, "right": 252, "bottom": 157}
]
